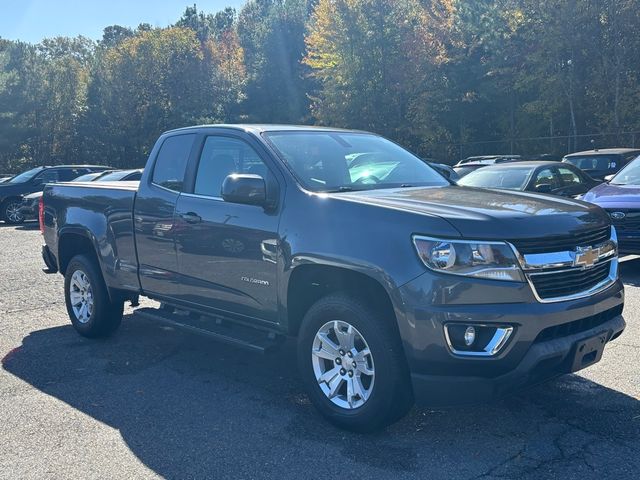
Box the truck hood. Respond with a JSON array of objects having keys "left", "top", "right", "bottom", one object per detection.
[
  {"left": 334, "top": 186, "right": 610, "bottom": 240},
  {"left": 583, "top": 182, "right": 640, "bottom": 207}
]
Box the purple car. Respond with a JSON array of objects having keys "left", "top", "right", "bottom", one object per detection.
[{"left": 583, "top": 156, "right": 640, "bottom": 255}]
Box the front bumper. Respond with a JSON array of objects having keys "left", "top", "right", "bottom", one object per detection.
[
  {"left": 395, "top": 272, "right": 625, "bottom": 406},
  {"left": 410, "top": 314, "right": 624, "bottom": 406}
]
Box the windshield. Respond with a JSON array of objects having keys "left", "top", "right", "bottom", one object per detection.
[
  {"left": 457, "top": 167, "right": 531, "bottom": 190},
  {"left": 6, "top": 167, "right": 44, "bottom": 184},
  {"left": 564, "top": 155, "right": 619, "bottom": 171},
  {"left": 610, "top": 158, "right": 640, "bottom": 185},
  {"left": 264, "top": 131, "right": 448, "bottom": 192}
]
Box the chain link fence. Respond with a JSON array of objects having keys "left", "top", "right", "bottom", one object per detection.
[{"left": 429, "top": 131, "right": 640, "bottom": 165}]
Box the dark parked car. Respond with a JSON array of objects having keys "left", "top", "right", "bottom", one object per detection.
[
  {"left": 19, "top": 169, "right": 143, "bottom": 221},
  {"left": 457, "top": 161, "right": 601, "bottom": 197},
  {"left": 41, "top": 125, "right": 624, "bottom": 431},
  {"left": 92, "top": 169, "right": 143, "bottom": 182},
  {"left": 582, "top": 157, "right": 640, "bottom": 255},
  {"left": 563, "top": 148, "right": 640, "bottom": 181},
  {"left": 426, "top": 161, "right": 459, "bottom": 182},
  {"left": 454, "top": 155, "right": 521, "bottom": 167},
  {"left": 453, "top": 162, "right": 491, "bottom": 178},
  {"left": 0, "top": 165, "right": 110, "bottom": 224}
]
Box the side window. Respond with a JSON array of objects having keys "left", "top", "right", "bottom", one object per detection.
[
  {"left": 533, "top": 168, "right": 558, "bottom": 189},
  {"left": 152, "top": 134, "right": 195, "bottom": 191},
  {"left": 59, "top": 169, "right": 85, "bottom": 181},
  {"left": 194, "top": 136, "right": 269, "bottom": 198},
  {"left": 35, "top": 169, "right": 60, "bottom": 183},
  {"left": 556, "top": 167, "right": 582, "bottom": 186}
]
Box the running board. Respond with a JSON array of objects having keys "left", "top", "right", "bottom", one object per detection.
[{"left": 133, "top": 307, "right": 284, "bottom": 354}]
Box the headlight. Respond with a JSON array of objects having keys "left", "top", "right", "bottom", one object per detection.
[{"left": 412, "top": 236, "right": 525, "bottom": 282}]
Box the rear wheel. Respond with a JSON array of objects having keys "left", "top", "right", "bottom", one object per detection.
[
  {"left": 297, "top": 293, "right": 413, "bottom": 432},
  {"left": 2, "top": 199, "right": 24, "bottom": 224},
  {"left": 64, "top": 254, "right": 123, "bottom": 338}
]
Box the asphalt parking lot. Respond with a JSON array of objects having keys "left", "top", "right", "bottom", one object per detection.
[{"left": 1, "top": 223, "right": 639, "bottom": 480}]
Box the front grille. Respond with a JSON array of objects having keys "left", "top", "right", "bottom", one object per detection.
[
  {"left": 511, "top": 226, "right": 610, "bottom": 255},
  {"left": 528, "top": 260, "right": 612, "bottom": 300},
  {"left": 606, "top": 209, "right": 640, "bottom": 232},
  {"left": 534, "top": 305, "right": 623, "bottom": 344}
]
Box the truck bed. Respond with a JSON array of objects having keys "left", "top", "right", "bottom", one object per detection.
[{"left": 42, "top": 181, "right": 141, "bottom": 293}]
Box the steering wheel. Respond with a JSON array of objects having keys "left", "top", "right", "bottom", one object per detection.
[{"left": 354, "top": 175, "right": 381, "bottom": 185}]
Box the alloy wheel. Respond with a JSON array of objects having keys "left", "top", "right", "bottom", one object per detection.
[
  {"left": 69, "top": 270, "right": 94, "bottom": 324},
  {"left": 5, "top": 202, "right": 24, "bottom": 223},
  {"left": 311, "top": 320, "right": 375, "bottom": 409}
]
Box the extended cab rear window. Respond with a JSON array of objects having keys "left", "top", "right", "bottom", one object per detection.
[{"left": 152, "top": 134, "right": 195, "bottom": 191}]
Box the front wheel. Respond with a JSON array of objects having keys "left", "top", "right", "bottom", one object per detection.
[
  {"left": 2, "top": 199, "right": 25, "bottom": 224},
  {"left": 297, "top": 294, "right": 413, "bottom": 432},
  {"left": 64, "top": 254, "right": 123, "bottom": 338}
]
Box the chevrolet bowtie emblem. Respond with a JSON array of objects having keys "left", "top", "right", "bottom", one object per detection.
[{"left": 574, "top": 246, "right": 599, "bottom": 268}]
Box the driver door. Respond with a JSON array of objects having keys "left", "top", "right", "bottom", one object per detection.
[
  {"left": 553, "top": 166, "right": 590, "bottom": 197},
  {"left": 174, "top": 134, "right": 282, "bottom": 324},
  {"left": 530, "top": 167, "right": 560, "bottom": 194}
]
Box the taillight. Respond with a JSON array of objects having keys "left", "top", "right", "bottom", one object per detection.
[{"left": 38, "top": 195, "right": 45, "bottom": 234}]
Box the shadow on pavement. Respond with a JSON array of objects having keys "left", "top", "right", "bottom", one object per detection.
[
  {"left": 0, "top": 221, "right": 38, "bottom": 230},
  {"left": 3, "top": 314, "right": 639, "bottom": 479}
]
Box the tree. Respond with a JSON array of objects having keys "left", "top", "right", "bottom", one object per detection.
[
  {"left": 305, "top": 0, "right": 453, "bottom": 150},
  {"left": 85, "top": 26, "right": 246, "bottom": 167},
  {"left": 0, "top": 37, "right": 94, "bottom": 169},
  {"left": 237, "top": 0, "right": 314, "bottom": 123}
]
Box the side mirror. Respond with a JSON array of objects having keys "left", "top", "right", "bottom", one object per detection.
[
  {"left": 221, "top": 174, "right": 267, "bottom": 207},
  {"left": 535, "top": 183, "right": 553, "bottom": 193},
  {"left": 604, "top": 174, "right": 615, "bottom": 183}
]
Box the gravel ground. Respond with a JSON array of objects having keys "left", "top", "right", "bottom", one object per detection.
[{"left": 1, "top": 223, "right": 638, "bottom": 480}]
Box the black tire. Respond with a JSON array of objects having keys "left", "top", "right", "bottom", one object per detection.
[
  {"left": 64, "top": 254, "right": 123, "bottom": 338},
  {"left": 1, "top": 199, "right": 25, "bottom": 224},
  {"left": 297, "top": 293, "right": 413, "bottom": 432}
]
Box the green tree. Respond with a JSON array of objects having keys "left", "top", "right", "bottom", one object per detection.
[
  {"left": 237, "top": 0, "right": 314, "bottom": 123},
  {"left": 305, "top": 0, "right": 452, "bottom": 150}
]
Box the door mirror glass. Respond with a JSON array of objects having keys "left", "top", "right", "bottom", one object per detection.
[
  {"left": 604, "top": 174, "right": 615, "bottom": 183},
  {"left": 222, "top": 174, "right": 266, "bottom": 206},
  {"left": 535, "top": 183, "right": 553, "bottom": 193}
]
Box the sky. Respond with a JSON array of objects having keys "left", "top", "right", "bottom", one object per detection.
[{"left": 0, "top": 0, "right": 247, "bottom": 44}]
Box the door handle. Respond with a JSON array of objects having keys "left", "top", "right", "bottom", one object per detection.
[{"left": 180, "top": 212, "right": 202, "bottom": 224}]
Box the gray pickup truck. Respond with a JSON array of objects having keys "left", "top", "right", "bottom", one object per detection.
[{"left": 41, "top": 125, "right": 625, "bottom": 431}]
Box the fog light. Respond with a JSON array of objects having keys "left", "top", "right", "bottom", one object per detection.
[
  {"left": 444, "top": 323, "right": 514, "bottom": 357},
  {"left": 464, "top": 326, "right": 476, "bottom": 346}
]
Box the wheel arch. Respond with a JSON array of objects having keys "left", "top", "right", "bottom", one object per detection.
[
  {"left": 284, "top": 263, "right": 402, "bottom": 338},
  {"left": 57, "top": 228, "right": 103, "bottom": 276}
]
